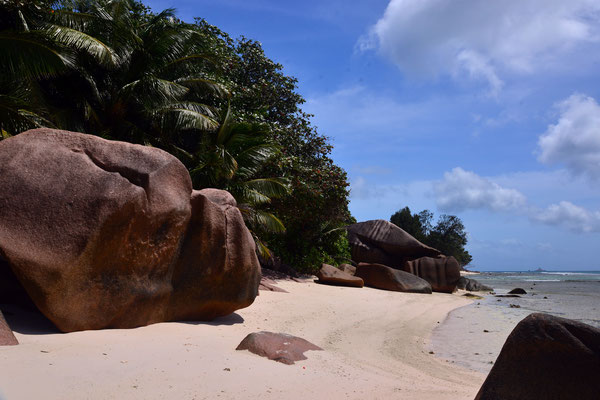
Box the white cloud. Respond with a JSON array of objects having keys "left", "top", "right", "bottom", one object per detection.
[
  {"left": 435, "top": 167, "right": 600, "bottom": 233},
  {"left": 533, "top": 201, "right": 600, "bottom": 233},
  {"left": 434, "top": 167, "right": 527, "bottom": 212},
  {"left": 537, "top": 94, "right": 600, "bottom": 180},
  {"left": 362, "top": 0, "right": 600, "bottom": 92},
  {"left": 455, "top": 50, "right": 504, "bottom": 97}
]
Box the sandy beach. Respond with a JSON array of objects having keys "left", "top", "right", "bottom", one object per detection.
[{"left": 0, "top": 279, "right": 486, "bottom": 400}]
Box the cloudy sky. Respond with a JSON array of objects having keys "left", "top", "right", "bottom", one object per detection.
[{"left": 146, "top": 0, "right": 600, "bottom": 271}]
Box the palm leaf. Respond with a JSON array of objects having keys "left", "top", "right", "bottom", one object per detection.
[
  {"left": 44, "top": 24, "right": 116, "bottom": 66},
  {"left": 0, "top": 32, "right": 71, "bottom": 78},
  {"left": 177, "top": 77, "right": 229, "bottom": 98},
  {"left": 244, "top": 178, "right": 290, "bottom": 199}
]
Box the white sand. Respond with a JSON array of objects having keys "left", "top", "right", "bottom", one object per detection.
[{"left": 0, "top": 280, "right": 485, "bottom": 400}]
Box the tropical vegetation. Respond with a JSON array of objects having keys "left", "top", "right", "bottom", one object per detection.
[
  {"left": 0, "top": 0, "right": 352, "bottom": 273},
  {"left": 390, "top": 207, "right": 472, "bottom": 267}
]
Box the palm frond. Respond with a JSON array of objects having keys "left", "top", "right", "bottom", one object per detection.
[
  {"left": 154, "top": 106, "right": 219, "bottom": 132},
  {"left": 121, "top": 76, "right": 189, "bottom": 107},
  {"left": 243, "top": 209, "right": 286, "bottom": 234},
  {"left": 176, "top": 77, "right": 229, "bottom": 98},
  {"left": 244, "top": 178, "right": 290, "bottom": 199},
  {"left": 0, "top": 32, "right": 71, "bottom": 78},
  {"left": 44, "top": 24, "right": 116, "bottom": 66}
]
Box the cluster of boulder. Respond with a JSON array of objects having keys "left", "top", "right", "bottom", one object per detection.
[
  {"left": 0, "top": 129, "right": 262, "bottom": 333},
  {"left": 317, "top": 219, "right": 463, "bottom": 294}
]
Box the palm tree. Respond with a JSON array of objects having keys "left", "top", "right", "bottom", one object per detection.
[
  {"left": 0, "top": 0, "right": 125, "bottom": 136},
  {"left": 24, "top": 0, "right": 226, "bottom": 144},
  {"left": 175, "top": 104, "right": 289, "bottom": 257}
]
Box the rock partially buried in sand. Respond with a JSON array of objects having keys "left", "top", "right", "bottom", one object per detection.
[
  {"left": 236, "top": 331, "right": 323, "bottom": 365},
  {"left": 402, "top": 256, "right": 460, "bottom": 293},
  {"left": 475, "top": 313, "right": 600, "bottom": 400},
  {"left": 346, "top": 220, "right": 441, "bottom": 267},
  {"left": 355, "top": 263, "right": 432, "bottom": 293},
  {"left": 0, "top": 129, "right": 260, "bottom": 332},
  {"left": 508, "top": 288, "right": 527, "bottom": 295},
  {"left": 0, "top": 311, "right": 18, "bottom": 346},
  {"left": 316, "top": 264, "right": 364, "bottom": 288}
]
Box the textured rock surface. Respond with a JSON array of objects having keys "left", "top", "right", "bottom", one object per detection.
[
  {"left": 508, "top": 288, "right": 527, "bottom": 295},
  {"left": 338, "top": 263, "right": 357, "bottom": 275},
  {"left": 476, "top": 313, "right": 600, "bottom": 400},
  {"left": 0, "top": 311, "right": 18, "bottom": 346},
  {"left": 316, "top": 264, "right": 364, "bottom": 288},
  {"left": 403, "top": 256, "right": 461, "bottom": 293},
  {"left": 347, "top": 220, "right": 441, "bottom": 267},
  {"left": 355, "top": 263, "right": 432, "bottom": 293},
  {"left": 236, "top": 331, "right": 323, "bottom": 365},
  {"left": 456, "top": 277, "right": 493, "bottom": 292},
  {"left": 0, "top": 129, "right": 260, "bottom": 332}
]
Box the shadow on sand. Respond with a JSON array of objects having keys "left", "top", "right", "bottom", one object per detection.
[{"left": 1, "top": 304, "right": 60, "bottom": 335}]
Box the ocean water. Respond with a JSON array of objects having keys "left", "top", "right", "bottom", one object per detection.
[
  {"left": 473, "top": 270, "right": 600, "bottom": 328},
  {"left": 430, "top": 270, "right": 600, "bottom": 373},
  {"left": 475, "top": 270, "right": 600, "bottom": 283}
]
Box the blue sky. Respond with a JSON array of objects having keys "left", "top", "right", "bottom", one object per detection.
[{"left": 146, "top": 0, "right": 600, "bottom": 271}]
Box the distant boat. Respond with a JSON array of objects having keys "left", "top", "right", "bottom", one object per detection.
[{"left": 533, "top": 267, "right": 546, "bottom": 273}]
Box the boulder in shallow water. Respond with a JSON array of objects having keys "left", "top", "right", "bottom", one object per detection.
[
  {"left": 316, "top": 264, "right": 364, "bottom": 288},
  {"left": 475, "top": 313, "right": 600, "bottom": 400},
  {"left": 402, "top": 256, "right": 460, "bottom": 293},
  {"left": 355, "top": 263, "right": 432, "bottom": 293},
  {"left": 0, "top": 129, "right": 260, "bottom": 332},
  {"left": 236, "top": 331, "right": 322, "bottom": 365},
  {"left": 508, "top": 288, "right": 527, "bottom": 295},
  {"left": 457, "top": 276, "right": 493, "bottom": 292}
]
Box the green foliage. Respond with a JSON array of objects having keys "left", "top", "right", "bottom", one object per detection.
[
  {"left": 390, "top": 207, "right": 473, "bottom": 267},
  {"left": 1, "top": 0, "right": 353, "bottom": 272}
]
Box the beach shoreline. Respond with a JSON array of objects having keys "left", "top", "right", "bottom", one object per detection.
[{"left": 1, "top": 279, "right": 485, "bottom": 400}]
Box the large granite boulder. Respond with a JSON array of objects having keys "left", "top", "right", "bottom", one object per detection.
[
  {"left": 346, "top": 220, "right": 441, "bottom": 267},
  {"left": 355, "top": 263, "right": 432, "bottom": 293},
  {"left": 456, "top": 276, "right": 493, "bottom": 292},
  {"left": 475, "top": 313, "right": 600, "bottom": 400},
  {"left": 0, "top": 128, "right": 260, "bottom": 332},
  {"left": 236, "top": 331, "right": 323, "bottom": 365},
  {"left": 316, "top": 264, "right": 364, "bottom": 288},
  {"left": 402, "top": 256, "right": 460, "bottom": 293}
]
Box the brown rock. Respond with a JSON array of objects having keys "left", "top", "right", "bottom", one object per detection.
[
  {"left": 457, "top": 276, "right": 493, "bottom": 292},
  {"left": 338, "top": 263, "right": 356, "bottom": 275},
  {"left": 316, "top": 264, "right": 364, "bottom": 288},
  {"left": 168, "top": 189, "right": 261, "bottom": 321},
  {"left": 355, "top": 263, "right": 432, "bottom": 293},
  {"left": 0, "top": 129, "right": 260, "bottom": 332},
  {"left": 508, "top": 288, "right": 527, "bottom": 295},
  {"left": 402, "top": 256, "right": 461, "bottom": 293},
  {"left": 0, "top": 311, "right": 18, "bottom": 346},
  {"left": 236, "top": 331, "right": 322, "bottom": 365},
  {"left": 346, "top": 220, "right": 441, "bottom": 267},
  {"left": 258, "top": 278, "right": 288, "bottom": 293},
  {"left": 475, "top": 313, "right": 600, "bottom": 400}
]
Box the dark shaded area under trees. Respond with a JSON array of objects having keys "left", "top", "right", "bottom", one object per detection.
[
  {"left": 390, "top": 207, "right": 473, "bottom": 267},
  {"left": 0, "top": 0, "right": 351, "bottom": 273}
]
